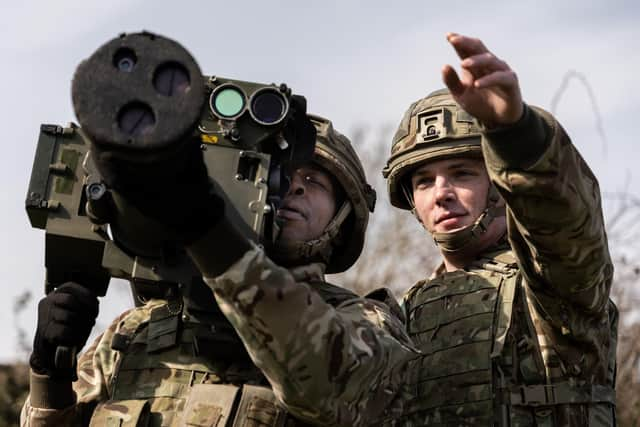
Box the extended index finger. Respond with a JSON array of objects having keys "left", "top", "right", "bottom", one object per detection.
[{"left": 446, "top": 33, "right": 490, "bottom": 60}]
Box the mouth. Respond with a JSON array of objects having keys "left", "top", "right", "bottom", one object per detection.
[
  {"left": 435, "top": 212, "right": 466, "bottom": 230},
  {"left": 277, "top": 205, "right": 307, "bottom": 221}
]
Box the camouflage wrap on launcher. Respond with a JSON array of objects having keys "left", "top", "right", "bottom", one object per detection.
[{"left": 394, "top": 97, "right": 617, "bottom": 426}]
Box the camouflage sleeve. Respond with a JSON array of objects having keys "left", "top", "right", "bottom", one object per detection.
[
  {"left": 204, "top": 246, "right": 418, "bottom": 426},
  {"left": 21, "top": 310, "right": 131, "bottom": 426},
  {"left": 482, "top": 104, "right": 613, "bottom": 314}
]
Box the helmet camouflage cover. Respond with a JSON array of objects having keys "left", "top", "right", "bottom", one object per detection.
[
  {"left": 382, "top": 89, "right": 484, "bottom": 210},
  {"left": 278, "top": 114, "right": 376, "bottom": 274}
]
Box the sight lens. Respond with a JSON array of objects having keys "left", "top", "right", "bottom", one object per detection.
[
  {"left": 212, "top": 86, "right": 245, "bottom": 118},
  {"left": 251, "top": 89, "right": 286, "bottom": 125}
]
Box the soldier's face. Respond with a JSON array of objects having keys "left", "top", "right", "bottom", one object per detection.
[
  {"left": 277, "top": 165, "right": 337, "bottom": 243},
  {"left": 411, "top": 157, "right": 490, "bottom": 234}
]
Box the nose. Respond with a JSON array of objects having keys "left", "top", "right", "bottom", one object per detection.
[
  {"left": 433, "top": 175, "right": 455, "bottom": 206},
  {"left": 286, "top": 172, "right": 305, "bottom": 197}
]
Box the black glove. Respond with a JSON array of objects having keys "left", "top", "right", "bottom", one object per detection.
[
  {"left": 93, "top": 140, "right": 226, "bottom": 244},
  {"left": 30, "top": 282, "right": 99, "bottom": 380}
]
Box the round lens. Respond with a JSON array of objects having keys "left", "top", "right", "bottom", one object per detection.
[
  {"left": 251, "top": 90, "right": 286, "bottom": 124},
  {"left": 153, "top": 62, "right": 190, "bottom": 97},
  {"left": 113, "top": 47, "right": 137, "bottom": 72},
  {"left": 213, "top": 87, "right": 245, "bottom": 118}
]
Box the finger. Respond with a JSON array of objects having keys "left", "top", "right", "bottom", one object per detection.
[
  {"left": 446, "top": 33, "right": 489, "bottom": 60},
  {"left": 52, "top": 292, "right": 99, "bottom": 317},
  {"left": 51, "top": 309, "right": 95, "bottom": 327},
  {"left": 459, "top": 66, "right": 477, "bottom": 88},
  {"left": 474, "top": 70, "right": 519, "bottom": 90},
  {"left": 461, "top": 52, "right": 510, "bottom": 73},
  {"left": 55, "top": 282, "right": 97, "bottom": 299},
  {"left": 55, "top": 282, "right": 100, "bottom": 308},
  {"left": 43, "top": 323, "right": 86, "bottom": 346},
  {"left": 442, "top": 64, "right": 465, "bottom": 96}
]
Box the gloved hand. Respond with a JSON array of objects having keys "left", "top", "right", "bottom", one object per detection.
[
  {"left": 30, "top": 282, "right": 99, "bottom": 381},
  {"left": 93, "top": 139, "right": 226, "bottom": 245}
]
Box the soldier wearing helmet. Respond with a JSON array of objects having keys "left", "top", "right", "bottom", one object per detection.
[
  {"left": 380, "top": 33, "right": 617, "bottom": 425},
  {"left": 22, "top": 110, "right": 412, "bottom": 426},
  {"left": 186, "top": 114, "right": 417, "bottom": 426},
  {"left": 268, "top": 114, "right": 376, "bottom": 274}
]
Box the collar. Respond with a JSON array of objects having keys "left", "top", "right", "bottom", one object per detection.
[
  {"left": 430, "top": 262, "right": 447, "bottom": 279},
  {"left": 288, "top": 262, "right": 326, "bottom": 283},
  {"left": 430, "top": 235, "right": 511, "bottom": 278}
]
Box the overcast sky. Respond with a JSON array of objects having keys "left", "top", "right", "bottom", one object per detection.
[{"left": 0, "top": 0, "right": 638, "bottom": 362}]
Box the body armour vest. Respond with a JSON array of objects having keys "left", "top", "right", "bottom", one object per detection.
[
  {"left": 400, "top": 246, "right": 617, "bottom": 427},
  {"left": 86, "top": 277, "right": 360, "bottom": 427}
]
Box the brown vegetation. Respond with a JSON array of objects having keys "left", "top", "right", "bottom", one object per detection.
[
  {"left": 0, "top": 363, "right": 29, "bottom": 426},
  {"left": 330, "top": 125, "right": 441, "bottom": 297}
]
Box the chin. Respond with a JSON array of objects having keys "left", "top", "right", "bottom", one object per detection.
[
  {"left": 279, "top": 228, "right": 304, "bottom": 243},
  {"left": 432, "top": 224, "right": 468, "bottom": 234},
  {"left": 447, "top": 224, "right": 471, "bottom": 233}
]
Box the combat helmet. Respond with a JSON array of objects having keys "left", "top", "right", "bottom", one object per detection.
[
  {"left": 382, "top": 89, "right": 503, "bottom": 253},
  {"left": 273, "top": 114, "right": 376, "bottom": 273}
]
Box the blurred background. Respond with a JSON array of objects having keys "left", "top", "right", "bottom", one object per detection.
[{"left": 1, "top": 0, "right": 639, "bottom": 424}]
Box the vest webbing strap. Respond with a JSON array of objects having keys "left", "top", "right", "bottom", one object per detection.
[
  {"left": 491, "top": 273, "right": 518, "bottom": 359},
  {"left": 507, "top": 383, "right": 616, "bottom": 407}
]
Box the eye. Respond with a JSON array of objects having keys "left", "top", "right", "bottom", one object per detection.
[
  {"left": 412, "top": 175, "right": 434, "bottom": 190},
  {"left": 454, "top": 169, "right": 477, "bottom": 178},
  {"left": 304, "top": 174, "right": 329, "bottom": 191}
]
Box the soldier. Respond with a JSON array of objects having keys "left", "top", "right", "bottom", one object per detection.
[
  {"left": 379, "top": 33, "right": 618, "bottom": 425},
  {"left": 20, "top": 115, "right": 412, "bottom": 426},
  {"left": 193, "top": 33, "right": 618, "bottom": 426}
]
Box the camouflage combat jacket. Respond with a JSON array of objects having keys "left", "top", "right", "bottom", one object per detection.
[
  {"left": 397, "top": 106, "right": 617, "bottom": 426},
  {"left": 206, "top": 248, "right": 419, "bottom": 426},
  {"left": 207, "top": 106, "right": 617, "bottom": 426},
  {"left": 21, "top": 262, "right": 409, "bottom": 426}
]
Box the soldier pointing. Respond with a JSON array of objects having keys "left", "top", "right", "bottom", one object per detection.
[{"left": 380, "top": 32, "right": 617, "bottom": 425}]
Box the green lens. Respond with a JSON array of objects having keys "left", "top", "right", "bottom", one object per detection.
[{"left": 214, "top": 87, "right": 245, "bottom": 117}]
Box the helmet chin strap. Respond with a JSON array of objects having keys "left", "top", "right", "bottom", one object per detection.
[
  {"left": 431, "top": 201, "right": 504, "bottom": 253},
  {"left": 268, "top": 201, "right": 352, "bottom": 268},
  {"left": 406, "top": 182, "right": 505, "bottom": 254}
]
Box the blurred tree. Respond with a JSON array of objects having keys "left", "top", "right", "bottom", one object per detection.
[
  {"left": 605, "top": 194, "right": 640, "bottom": 426},
  {"left": 329, "top": 125, "right": 441, "bottom": 297},
  {"left": 0, "top": 363, "right": 29, "bottom": 426}
]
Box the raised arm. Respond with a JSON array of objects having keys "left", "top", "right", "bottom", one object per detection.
[
  {"left": 483, "top": 105, "right": 612, "bottom": 313},
  {"left": 442, "top": 32, "right": 612, "bottom": 313}
]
